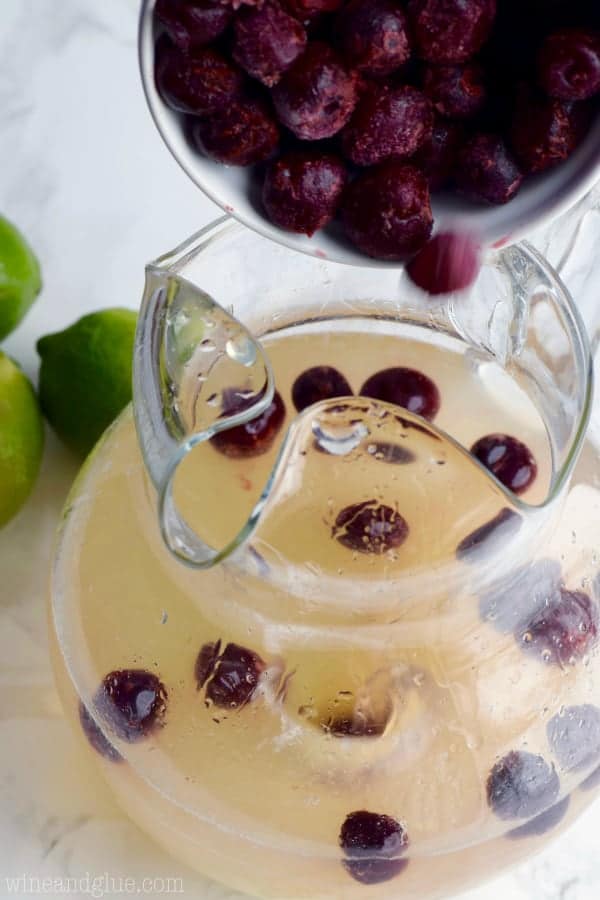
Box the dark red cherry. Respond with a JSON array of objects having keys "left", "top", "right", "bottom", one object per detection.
[
  {"left": 407, "top": 0, "right": 497, "bottom": 64},
  {"left": 422, "top": 63, "right": 486, "bottom": 119},
  {"left": 195, "top": 639, "right": 222, "bottom": 689},
  {"left": 232, "top": 1, "right": 307, "bottom": 87},
  {"left": 333, "top": 501, "right": 409, "bottom": 554},
  {"left": 538, "top": 29, "right": 600, "bottom": 101},
  {"left": 487, "top": 751, "right": 560, "bottom": 821},
  {"left": 518, "top": 589, "right": 598, "bottom": 667},
  {"left": 341, "top": 84, "right": 433, "bottom": 167},
  {"left": 96, "top": 670, "right": 168, "bottom": 743},
  {"left": 191, "top": 98, "right": 280, "bottom": 166},
  {"left": 335, "top": 0, "right": 412, "bottom": 78},
  {"left": 262, "top": 152, "right": 347, "bottom": 236},
  {"left": 271, "top": 42, "right": 358, "bottom": 140},
  {"left": 155, "top": 43, "right": 245, "bottom": 116},
  {"left": 292, "top": 365, "right": 352, "bottom": 411},
  {"left": 339, "top": 810, "right": 409, "bottom": 885},
  {"left": 413, "top": 118, "right": 464, "bottom": 191},
  {"left": 211, "top": 388, "right": 286, "bottom": 457},
  {"left": 471, "top": 433, "right": 537, "bottom": 494},
  {"left": 154, "top": 0, "right": 232, "bottom": 53},
  {"left": 205, "top": 642, "right": 265, "bottom": 708},
  {"left": 341, "top": 163, "right": 433, "bottom": 262},
  {"left": 510, "top": 88, "right": 590, "bottom": 174},
  {"left": 360, "top": 367, "right": 440, "bottom": 421},
  {"left": 407, "top": 233, "right": 481, "bottom": 296},
  {"left": 455, "top": 134, "right": 524, "bottom": 205}
]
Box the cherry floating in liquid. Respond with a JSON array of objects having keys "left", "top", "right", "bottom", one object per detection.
[
  {"left": 339, "top": 810, "right": 409, "bottom": 885},
  {"left": 211, "top": 388, "right": 286, "bottom": 458},
  {"left": 360, "top": 367, "right": 440, "bottom": 421},
  {"left": 471, "top": 433, "right": 537, "bottom": 494}
]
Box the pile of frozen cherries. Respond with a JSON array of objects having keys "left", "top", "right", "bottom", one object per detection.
[{"left": 154, "top": 0, "right": 600, "bottom": 264}]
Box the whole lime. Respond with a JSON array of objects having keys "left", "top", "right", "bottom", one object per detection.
[
  {"left": 37, "top": 308, "right": 137, "bottom": 458},
  {"left": 0, "top": 352, "right": 45, "bottom": 528},
  {"left": 0, "top": 216, "right": 42, "bottom": 340}
]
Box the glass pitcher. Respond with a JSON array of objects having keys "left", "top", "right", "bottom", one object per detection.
[{"left": 49, "top": 218, "right": 600, "bottom": 900}]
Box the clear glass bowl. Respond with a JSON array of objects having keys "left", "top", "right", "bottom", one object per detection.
[{"left": 50, "top": 221, "right": 600, "bottom": 900}]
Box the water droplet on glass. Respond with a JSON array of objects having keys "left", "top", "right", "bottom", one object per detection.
[
  {"left": 312, "top": 417, "right": 369, "bottom": 456},
  {"left": 200, "top": 339, "right": 216, "bottom": 352},
  {"left": 226, "top": 333, "right": 257, "bottom": 367},
  {"left": 207, "top": 393, "right": 220, "bottom": 407}
]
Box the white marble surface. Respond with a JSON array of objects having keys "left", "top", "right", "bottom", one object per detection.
[{"left": 1, "top": 2, "right": 600, "bottom": 898}]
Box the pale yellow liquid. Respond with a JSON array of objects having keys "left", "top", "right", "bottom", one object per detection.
[{"left": 50, "top": 321, "right": 600, "bottom": 899}]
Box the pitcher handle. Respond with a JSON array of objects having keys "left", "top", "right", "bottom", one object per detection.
[{"left": 133, "top": 224, "right": 276, "bottom": 568}]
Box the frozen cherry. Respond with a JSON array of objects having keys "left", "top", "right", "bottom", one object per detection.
[
  {"left": 360, "top": 367, "right": 440, "bottom": 421},
  {"left": 508, "top": 796, "right": 569, "bottom": 839},
  {"left": 511, "top": 89, "right": 589, "bottom": 174},
  {"left": 339, "top": 810, "right": 409, "bottom": 885},
  {"left": 262, "top": 151, "right": 347, "bottom": 235},
  {"left": 471, "top": 434, "right": 537, "bottom": 494},
  {"left": 96, "top": 670, "right": 168, "bottom": 743},
  {"left": 211, "top": 388, "right": 286, "bottom": 457},
  {"left": 156, "top": 43, "right": 245, "bottom": 116},
  {"left": 333, "top": 500, "right": 409, "bottom": 554},
  {"left": 341, "top": 85, "right": 433, "bottom": 166},
  {"left": 455, "top": 134, "right": 524, "bottom": 205},
  {"left": 414, "top": 118, "right": 463, "bottom": 190},
  {"left": 271, "top": 42, "right": 358, "bottom": 140},
  {"left": 479, "top": 559, "right": 563, "bottom": 634},
  {"left": 407, "top": 233, "right": 481, "bottom": 296},
  {"left": 191, "top": 98, "right": 279, "bottom": 166},
  {"left": 547, "top": 705, "right": 600, "bottom": 773},
  {"left": 456, "top": 507, "right": 522, "bottom": 560},
  {"left": 232, "top": 2, "right": 307, "bottom": 87},
  {"left": 487, "top": 751, "right": 560, "bottom": 821},
  {"left": 518, "top": 588, "right": 598, "bottom": 667},
  {"left": 154, "top": 0, "right": 232, "bottom": 53},
  {"left": 292, "top": 365, "right": 352, "bottom": 411},
  {"left": 341, "top": 162, "right": 433, "bottom": 261},
  {"left": 195, "top": 639, "right": 222, "bottom": 689},
  {"left": 336, "top": 0, "right": 412, "bottom": 77},
  {"left": 538, "top": 29, "right": 600, "bottom": 101},
  {"left": 408, "top": 0, "right": 497, "bottom": 64},
  {"left": 79, "top": 701, "right": 122, "bottom": 763},
  {"left": 205, "top": 642, "right": 265, "bottom": 708},
  {"left": 422, "top": 63, "right": 486, "bottom": 119}
]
